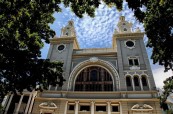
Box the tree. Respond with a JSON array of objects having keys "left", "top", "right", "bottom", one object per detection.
[
  {"left": 144, "top": 0, "right": 173, "bottom": 72},
  {"left": 160, "top": 76, "right": 173, "bottom": 111},
  {"left": 0, "top": 0, "right": 65, "bottom": 106}
]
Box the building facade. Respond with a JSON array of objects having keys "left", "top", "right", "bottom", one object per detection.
[{"left": 3, "top": 16, "right": 162, "bottom": 114}]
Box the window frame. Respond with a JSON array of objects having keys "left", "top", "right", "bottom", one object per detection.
[{"left": 128, "top": 57, "right": 140, "bottom": 66}]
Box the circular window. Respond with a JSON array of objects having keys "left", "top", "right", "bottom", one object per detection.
[
  {"left": 126, "top": 41, "right": 134, "bottom": 47},
  {"left": 58, "top": 45, "right": 65, "bottom": 51},
  {"left": 125, "top": 40, "right": 135, "bottom": 49}
]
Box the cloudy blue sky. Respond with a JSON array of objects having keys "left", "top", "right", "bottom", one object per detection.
[{"left": 41, "top": 2, "right": 172, "bottom": 88}]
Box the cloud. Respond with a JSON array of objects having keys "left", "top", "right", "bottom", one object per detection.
[{"left": 151, "top": 64, "right": 172, "bottom": 88}]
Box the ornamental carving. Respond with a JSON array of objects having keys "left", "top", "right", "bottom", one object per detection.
[
  {"left": 89, "top": 57, "right": 99, "bottom": 63},
  {"left": 131, "top": 104, "right": 153, "bottom": 111}
]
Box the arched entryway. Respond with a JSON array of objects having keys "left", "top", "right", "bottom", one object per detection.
[
  {"left": 68, "top": 57, "right": 120, "bottom": 91},
  {"left": 74, "top": 66, "right": 113, "bottom": 91}
]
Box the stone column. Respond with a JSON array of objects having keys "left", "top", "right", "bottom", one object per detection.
[
  {"left": 139, "top": 77, "right": 143, "bottom": 91},
  {"left": 91, "top": 101, "right": 95, "bottom": 114},
  {"left": 131, "top": 77, "right": 135, "bottom": 91},
  {"left": 15, "top": 95, "right": 24, "bottom": 114},
  {"left": 48, "top": 85, "right": 51, "bottom": 90},
  {"left": 24, "top": 94, "right": 32, "bottom": 114},
  {"left": 107, "top": 101, "right": 111, "bottom": 114},
  {"left": 64, "top": 101, "right": 68, "bottom": 114},
  {"left": 4, "top": 94, "right": 14, "bottom": 114},
  {"left": 147, "top": 77, "right": 151, "bottom": 90},
  {"left": 28, "top": 91, "right": 37, "bottom": 114},
  {"left": 119, "top": 102, "right": 122, "bottom": 114},
  {"left": 75, "top": 101, "right": 79, "bottom": 114},
  {"left": 2, "top": 95, "right": 9, "bottom": 108}
]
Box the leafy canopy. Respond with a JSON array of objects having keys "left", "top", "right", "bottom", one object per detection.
[{"left": 0, "top": 0, "right": 65, "bottom": 104}]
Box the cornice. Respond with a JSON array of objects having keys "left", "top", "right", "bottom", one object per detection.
[
  {"left": 113, "top": 32, "right": 144, "bottom": 39},
  {"left": 72, "top": 52, "right": 117, "bottom": 57},
  {"left": 49, "top": 36, "right": 80, "bottom": 49},
  {"left": 38, "top": 90, "right": 158, "bottom": 94},
  {"left": 35, "top": 97, "right": 159, "bottom": 102}
]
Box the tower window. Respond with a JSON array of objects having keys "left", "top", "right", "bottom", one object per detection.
[
  {"left": 142, "top": 76, "right": 148, "bottom": 86},
  {"left": 126, "top": 41, "right": 134, "bottom": 47},
  {"left": 65, "top": 32, "right": 68, "bottom": 36},
  {"left": 128, "top": 58, "right": 139, "bottom": 66},
  {"left": 126, "top": 77, "right": 132, "bottom": 86},
  {"left": 134, "top": 77, "right": 140, "bottom": 86},
  {"left": 124, "top": 28, "right": 127, "bottom": 31},
  {"left": 124, "top": 40, "right": 135, "bottom": 49},
  {"left": 57, "top": 44, "right": 66, "bottom": 52}
]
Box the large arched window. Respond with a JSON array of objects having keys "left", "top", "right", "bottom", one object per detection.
[
  {"left": 133, "top": 76, "right": 141, "bottom": 91},
  {"left": 90, "top": 70, "right": 98, "bottom": 81},
  {"left": 126, "top": 76, "right": 133, "bottom": 91},
  {"left": 75, "top": 66, "right": 113, "bottom": 91},
  {"left": 141, "top": 76, "right": 149, "bottom": 90}
]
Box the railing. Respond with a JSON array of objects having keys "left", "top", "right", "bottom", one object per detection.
[
  {"left": 39, "top": 91, "right": 158, "bottom": 99},
  {"left": 135, "top": 86, "right": 141, "bottom": 91},
  {"left": 127, "top": 86, "right": 133, "bottom": 91}
]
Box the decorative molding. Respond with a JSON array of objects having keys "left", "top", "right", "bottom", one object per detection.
[
  {"left": 68, "top": 58, "right": 120, "bottom": 91},
  {"left": 124, "top": 70, "right": 148, "bottom": 77},
  {"left": 129, "top": 66, "right": 140, "bottom": 70},
  {"left": 89, "top": 57, "right": 99, "bottom": 63},
  {"left": 131, "top": 104, "right": 153, "bottom": 111},
  {"left": 39, "top": 102, "right": 57, "bottom": 109},
  {"left": 39, "top": 102, "right": 57, "bottom": 114}
]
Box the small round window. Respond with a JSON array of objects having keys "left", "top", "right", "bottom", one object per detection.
[
  {"left": 125, "top": 40, "right": 135, "bottom": 49},
  {"left": 58, "top": 45, "right": 65, "bottom": 51},
  {"left": 126, "top": 41, "right": 134, "bottom": 47}
]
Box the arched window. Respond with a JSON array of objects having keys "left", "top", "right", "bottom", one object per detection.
[
  {"left": 134, "top": 76, "right": 141, "bottom": 91},
  {"left": 126, "top": 76, "right": 132, "bottom": 86},
  {"left": 90, "top": 70, "right": 98, "bottom": 81},
  {"left": 141, "top": 76, "right": 149, "bottom": 90},
  {"left": 126, "top": 76, "right": 133, "bottom": 91},
  {"left": 75, "top": 66, "right": 113, "bottom": 91}
]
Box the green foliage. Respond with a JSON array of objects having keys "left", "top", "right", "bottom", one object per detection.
[
  {"left": 62, "top": 0, "right": 123, "bottom": 18},
  {"left": 160, "top": 76, "right": 173, "bottom": 111},
  {"left": 0, "top": 0, "right": 65, "bottom": 103},
  {"left": 144, "top": 0, "right": 173, "bottom": 72}
]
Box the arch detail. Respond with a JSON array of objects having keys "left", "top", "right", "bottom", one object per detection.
[{"left": 68, "top": 58, "right": 120, "bottom": 91}]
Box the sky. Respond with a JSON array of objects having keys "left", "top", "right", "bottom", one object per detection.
[{"left": 41, "top": 2, "right": 172, "bottom": 89}]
